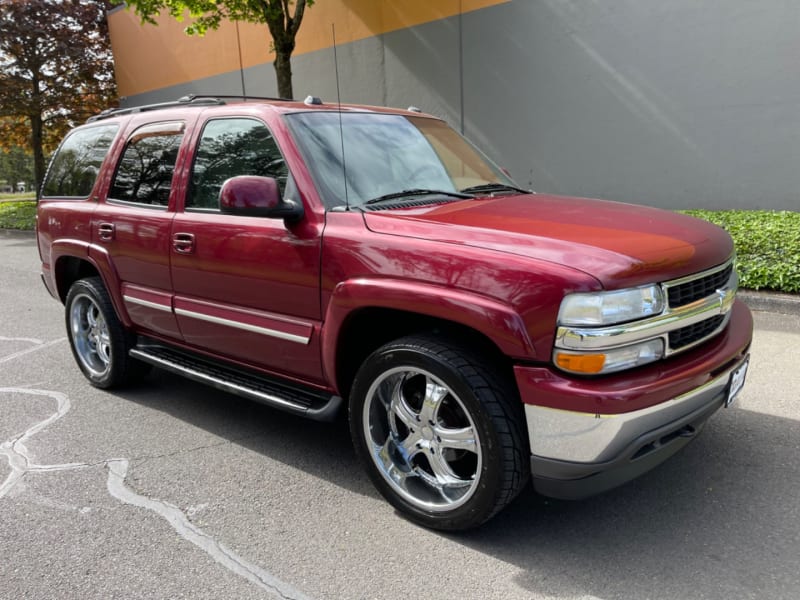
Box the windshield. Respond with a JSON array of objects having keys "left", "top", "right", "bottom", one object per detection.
[{"left": 285, "top": 112, "right": 518, "bottom": 209}]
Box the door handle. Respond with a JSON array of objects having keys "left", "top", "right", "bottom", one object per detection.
[
  {"left": 98, "top": 222, "right": 115, "bottom": 242},
  {"left": 172, "top": 232, "right": 195, "bottom": 254}
]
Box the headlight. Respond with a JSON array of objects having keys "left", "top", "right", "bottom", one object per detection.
[
  {"left": 558, "top": 285, "right": 665, "bottom": 326},
  {"left": 553, "top": 339, "right": 665, "bottom": 375}
]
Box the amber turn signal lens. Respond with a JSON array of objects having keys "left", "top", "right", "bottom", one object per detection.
[{"left": 554, "top": 352, "right": 606, "bottom": 374}]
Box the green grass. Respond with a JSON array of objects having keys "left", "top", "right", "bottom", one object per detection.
[
  {"left": 0, "top": 193, "right": 35, "bottom": 201},
  {"left": 0, "top": 200, "right": 37, "bottom": 230},
  {"left": 681, "top": 210, "right": 800, "bottom": 293},
  {"left": 1, "top": 200, "right": 796, "bottom": 293}
]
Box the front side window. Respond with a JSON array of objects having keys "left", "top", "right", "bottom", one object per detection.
[
  {"left": 41, "top": 124, "right": 119, "bottom": 198},
  {"left": 188, "top": 118, "right": 288, "bottom": 210},
  {"left": 109, "top": 122, "right": 184, "bottom": 206}
]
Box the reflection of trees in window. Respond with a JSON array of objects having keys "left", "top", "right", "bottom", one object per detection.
[
  {"left": 110, "top": 133, "right": 183, "bottom": 206},
  {"left": 42, "top": 125, "right": 118, "bottom": 197},
  {"left": 189, "top": 119, "right": 288, "bottom": 209}
]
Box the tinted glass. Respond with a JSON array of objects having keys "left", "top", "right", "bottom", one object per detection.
[
  {"left": 109, "top": 127, "right": 183, "bottom": 206},
  {"left": 285, "top": 113, "right": 513, "bottom": 208},
  {"left": 188, "top": 118, "right": 288, "bottom": 209},
  {"left": 41, "top": 124, "right": 119, "bottom": 197}
]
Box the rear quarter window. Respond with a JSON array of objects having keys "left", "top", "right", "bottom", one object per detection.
[{"left": 41, "top": 124, "right": 119, "bottom": 198}]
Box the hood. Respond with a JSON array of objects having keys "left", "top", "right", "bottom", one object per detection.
[{"left": 362, "top": 193, "right": 734, "bottom": 289}]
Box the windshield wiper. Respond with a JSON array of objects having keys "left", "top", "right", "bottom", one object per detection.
[
  {"left": 459, "top": 183, "right": 531, "bottom": 195},
  {"left": 364, "top": 188, "right": 474, "bottom": 206}
]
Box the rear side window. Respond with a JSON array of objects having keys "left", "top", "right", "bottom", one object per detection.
[
  {"left": 109, "top": 122, "right": 185, "bottom": 206},
  {"left": 41, "top": 124, "right": 119, "bottom": 197},
  {"left": 188, "top": 118, "right": 287, "bottom": 210}
]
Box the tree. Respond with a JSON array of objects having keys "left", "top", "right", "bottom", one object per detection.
[
  {"left": 0, "top": 0, "right": 118, "bottom": 195},
  {"left": 0, "top": 143, "right": 35, "bottom": 193},
  {"left": 125, "top": 0, "right": 314, "bottom": 100}
]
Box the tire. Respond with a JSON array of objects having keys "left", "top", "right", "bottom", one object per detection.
[
  {"left": 65, "top": 277, "right": 149, "bottom": 389},
  {"left": 349, "top": 334, "right": 530, "bottom": 530}
]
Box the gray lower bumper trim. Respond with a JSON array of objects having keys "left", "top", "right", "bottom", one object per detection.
[
  {"left": 524, "top": 355, "right": 746, "bottom": 464},
  {"left": 531, "top": 395, "right": 723, "bottom": 500}
]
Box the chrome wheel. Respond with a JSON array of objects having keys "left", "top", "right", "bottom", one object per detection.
[
  {"left": 362, "top": 366, "right": 482, "bottom": 512},
  {"left": 69, "top": 292, "right": 112, "bottom": 377}
]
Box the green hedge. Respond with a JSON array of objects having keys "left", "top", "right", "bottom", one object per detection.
[
  {"left": 0, "top": 200, "right": 37, "bottom": 230},
  {"left": 681, "top": 210, "right": 800, "bottom": 293}
]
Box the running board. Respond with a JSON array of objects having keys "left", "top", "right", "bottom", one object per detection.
[{"left": 130, "top": 342, "right": 342, "bottom": 422}]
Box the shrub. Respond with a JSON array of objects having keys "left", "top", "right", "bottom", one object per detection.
[
  {"left": 681, "top": 210, "right": 800, "bottom": 293},
  {"left": 0, "top": 200, "right": 37, "bottom": 230}
]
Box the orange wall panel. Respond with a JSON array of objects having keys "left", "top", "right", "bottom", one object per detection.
[{"left": 109, "top": 0, "right": 509, "bottom": 97}]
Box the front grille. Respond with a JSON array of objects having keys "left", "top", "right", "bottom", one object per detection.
[
  {"left": 554, "top": 257, "right": 738, "bottom": 374},
  {"left": 669, "top": 315, "right": 725, "bottom": 350},
  {"left": 668, "top": 263, "right": 733, "bottom": 308}
]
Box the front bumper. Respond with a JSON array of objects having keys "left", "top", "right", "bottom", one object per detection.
[{"left": 515, "top": 299, "right": 752, "bottom": 500}]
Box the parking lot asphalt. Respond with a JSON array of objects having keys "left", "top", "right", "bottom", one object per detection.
[{"left": 2, "top": 228, "right": 800, "bottom": 600}]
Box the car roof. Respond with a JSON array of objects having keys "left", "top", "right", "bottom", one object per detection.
[{"left": 87, "top": 95, "right": 431, "bottom": 123}]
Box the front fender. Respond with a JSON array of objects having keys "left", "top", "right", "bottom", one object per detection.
[{"left": 321, "top": 277, "right": 537, "bottom": 386}]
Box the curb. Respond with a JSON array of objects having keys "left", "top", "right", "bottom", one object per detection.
[
  {"left": 738, "top": 290, "right": 800, "bottom": 317},
  {"left": 0, "top": 228, "right": 35, "bottom": 238}
]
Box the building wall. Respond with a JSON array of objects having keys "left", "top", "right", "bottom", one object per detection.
[{"left": 109, "top": 1, "right": 800, "bottom": 210}]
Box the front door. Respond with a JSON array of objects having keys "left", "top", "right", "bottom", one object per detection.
[{"left": 169, "top": 116, "right": 324, "bottom": 384}]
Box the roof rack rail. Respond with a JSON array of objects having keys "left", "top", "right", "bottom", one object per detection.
[
  {"left": 86, "top": 95, "right": 228, "bottom": 122},
  {"left": 183, "top": 94, "right": 293, "bottom": 103}
]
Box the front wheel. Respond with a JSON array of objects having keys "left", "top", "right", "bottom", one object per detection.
[
  {"left": 349, "top": 335, "right": 529, "bottom": 530},
  {"left": 65, "top": 277, "right": 148, "bottom": 389}
]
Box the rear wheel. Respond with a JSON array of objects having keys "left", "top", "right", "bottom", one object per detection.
[
  {"left": 65, "top": 277, "right": 149, "bottom": 388},
  {"left": 349, "top": 334, "right": 529, "bottom": 530}
]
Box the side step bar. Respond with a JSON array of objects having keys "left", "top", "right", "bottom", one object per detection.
[{"left": 130, "top": 342, "right": 342, "bottom": 422}]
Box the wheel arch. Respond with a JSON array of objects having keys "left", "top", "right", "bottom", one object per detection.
[
  {"left": 52, "top": 244, "right": 132, "bottom": 328},
  {"left": 322, "top": 278, "right": 535, "bottom": 399},
  {"left": 54, "top": 255, "right": 101, "bottom": 303}
]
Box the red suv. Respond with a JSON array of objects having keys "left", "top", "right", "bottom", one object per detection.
[{"left": 36, "top": 96, "right": 752, "bottom": 530}]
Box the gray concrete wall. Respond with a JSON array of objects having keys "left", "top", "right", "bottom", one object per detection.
[{"left": 124, "top": 0, "right": 800, "bottom": 211}]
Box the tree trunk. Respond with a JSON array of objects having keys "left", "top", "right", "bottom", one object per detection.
[
  {"left": 274, "top": 47, "right": 294, "bottom": 100},
  {"left": 30, "top": 112, "right": 45, "bottom": 199}
]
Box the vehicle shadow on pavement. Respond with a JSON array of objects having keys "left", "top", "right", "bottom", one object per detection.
[
  {"left": 111, "top": 369, "right": 376, "bottom": 497},
  {"left": 455, "top": 405, "right": 800, "bottom": 600},
  {"left": 110, "top": 370, "right": 798, "bottom": 599}
]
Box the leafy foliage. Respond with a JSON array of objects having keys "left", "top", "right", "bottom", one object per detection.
[
  {"left": 125, "top": 0, "right": 314, "bottom": 99},
  {"left": 0, "top": 145, "right": 34, "bottom": 192},
  {"left": 682, "top": 210, "right": 800, "bottom": 293},
  {"left": 0, "top": 0, "right": 118, "bottom": 192},
  {"left": 0, "top": 201, "right": 37, "bottom": 230}
]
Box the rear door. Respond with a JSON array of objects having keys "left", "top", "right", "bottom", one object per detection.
[
  {"left": 91, "top": 120, "right": 189, "bottom": 339},
  {"left": 169, "top": 115, "right": 325, "bottom": 383}
]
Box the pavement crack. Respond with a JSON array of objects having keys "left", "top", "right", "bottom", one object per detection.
[
  {"left": 106, "top": 458, "right": 312, "bottom": 600},
  {"left": 1, "top": 386, "right": 314, "bottom": 600},
  {"left": 0, "top": 337, "right": 66, "bottom": 364},
  {"left": 126, "top": 433, "right": 262, "bottom": 466}
]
